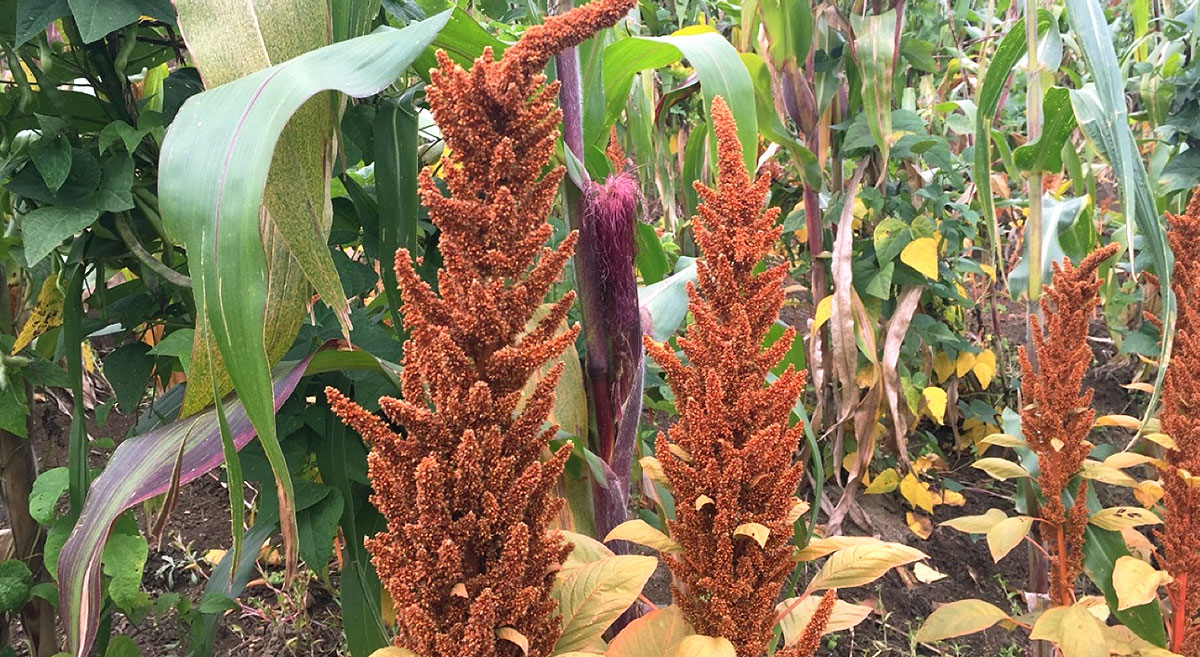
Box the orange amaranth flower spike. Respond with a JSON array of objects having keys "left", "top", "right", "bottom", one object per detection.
[
  {"left": 1019, "top": 242, "right": 1118, "bottom": 606},
  {"left": 644, "top": 96, "right": 807, "bottom": 657},
  {"left": 326, "top": 2, "right": 634, "bottom": 656},
  {"left": 1157, "top": 188, "right": 1200, "bottom": 656}
]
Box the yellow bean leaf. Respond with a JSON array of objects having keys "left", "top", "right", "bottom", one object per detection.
[
  {"left": 922, "top": 387, "right": 947, "bottom": 424},
  {"left": 900, "top": 237, "right": 939, "bottom": 279},
  {"left": 973, "top": 349, "right": 997, "bottom": 389},
  {"left": 955, "top": 351, "right": 977, "bottom": 379},
  {"left": 899, "top": 472, "right": 940, "bottom": 514},
  {"left": 907, "top": 511, "right": 933, "bottom": 540},
  {"left": 865, "top": 467, "right": 900, "bottom": 494},
  {"left": 12, "top": 276, "right": 64, "bottom": 354}
]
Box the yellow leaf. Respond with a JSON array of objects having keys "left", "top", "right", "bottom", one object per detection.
[
  {"left": 1096, "top": 414, "right": 1142, "bottom": 429},
  {"left": 1056, "top": 604, "right": 1110, "bottom": 657},
  {"left": 922, "top": 387, "right": 947, "bottom": 424},
  {"left": 676, "top": 635, "right": 736, "bottom": 657},
  {"left": 913, "top": 562, "right": 947, "bottom": 584},
  {"left": 498, "top": 627, "right": 529, "bottom": 655},
  {"left": 1088, "top": 506, "right": 1162, "bottom": 531},
  {"left": 980, "top": 263, "right": 996, "bottom": 281},
  {"left": 640, "top": 457, "right": 668, "bottom": 487},
  {"left": 907, "top": 511, "right": 933, "bottom": 540},
  {"left": 12, "top": 276, "right": 64, "bottom": 354},
  {"left": 806, "top": 542, "right": 927, "bottom": 592},
  {"left": 794, "top": 536, "right": 882, "bottom": 562},
  {"left": 915, "top": 599, "right": 1010, "bottom": 642},
  {"left": 1134, "top": 480, "right": 1165, "bottom": 508},
  {"left": 979, "top": 432, "right": 1025, "bottom": 448},
  {"left": 201, "top": 549, "right": 226, "bottom": 566},
  {"left": 733, "top": 522, "right": 770, "bottom": 548},
  {"left": 786, "top": 498, "right": 810, "bottom": 525},
  {"left": 955, "top": 351, "right": 977, "bottom": 379},
  {"left": 899, "top": 472, "right": 940, "bottom": 514},
  {"left": 972, "top": 457, "right": 1031, "bottom": 481},
  {"left": 605, "top": 520, "right": 682, "bottom": 554},
  {"left": 932, "top": 351, "right": 955, "bottom": 383},
  {"left": 1102, "top": 452, "right": 1158, "bottom": 469},
  {"left": 694, "top": 494, "right": 715, "bottom": 511},
  {"left": 368, "top": 649, "right": 421, "bottom": 657},
  {"left": 606, "top": 605, "right": 694, "bottom": 657},
  {"left": 973, "top": 349, "right": 997, "bottom": 388},
  {"left": 1080, "top": 460, "right": 1138, "bottom": 488},
  {"left": 776, "top": 595, "right": 873, "bottom": 646},
  {"left": 1144, "top": 433, "right": 1178, "bottom": 450},
  {"left": 559, "top": 530, "right": 614, "bottom": 566},
  {"left": 1123, "top": 382, "right": 1155, "bottom": 394},
  {"left": 941, "top": 489, "right": 965, "bottom": 507},
  {"left": 900, "top": 237, "right": 939, "bottom": 279},
  {"left": 864, "top": 468, "right": 899, "bottom": 494},
  {"left": 940, "top": 508, "right": 1007, "bottom": 534},
  {"left": 552, "top": 555, "right": 658, "bottom": 653},
  {"left": 668, "top": 444, "right": 693, "bottom": 463},
  {"left": 812, "top": 295, "right": 833, "bottom": 332},
  {"left": 1112, "top": 556, "right": 1169, "bottom": 611},
  {"left": 986, "top": 516, "right": 1034, "bottom": 563}
]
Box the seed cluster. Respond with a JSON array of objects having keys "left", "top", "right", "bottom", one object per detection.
[
  {"left": 1019, "top": 242, "right": 1118, "bottom": 606},
  {"left": 645, "top": 96, "right": 808, "bottom": 657},
  {"left": 1157, "top": 191, "right": 1200, "bottom": 656},
  {"left": 326, "top": 2, "right": 634, "bottom": 655}
]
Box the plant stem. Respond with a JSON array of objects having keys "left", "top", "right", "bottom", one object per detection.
[{"left": 1025, "top": 0, "right": 1043, "bottom": 301}]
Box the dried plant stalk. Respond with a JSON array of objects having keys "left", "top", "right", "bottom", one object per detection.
[
  {"left": 326, "top": 2, "right": 633, "bottom": 655},
  {"left": 1019, "top": 242, "right": 1118, "bottom": 606},
  {"left": 1157, "top": 191, "right": 1200, "bottom": 656},
  {"left": 644, "top": 96, "right": 807, "bottom": 657}
]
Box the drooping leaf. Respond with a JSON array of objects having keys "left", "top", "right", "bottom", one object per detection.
[
  {"left": 159, "top": 8, "right": 450, "bottom": 593},
  {"left": 639, "top": 257, "right": 698, "bottom": 342},
  {"left": 985, "top": 515, "right": 1034, "bottom": 563}
]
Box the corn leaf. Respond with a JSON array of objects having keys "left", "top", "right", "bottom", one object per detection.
[
  {"left": 159, "top": 9, "right": 450, "bottom": 591},
  {"left": 601, "top": 28, "right": 757, "bottom": 170},
  {"left": 1064, "top": 0, "right": 1173, "bottom": 433}
]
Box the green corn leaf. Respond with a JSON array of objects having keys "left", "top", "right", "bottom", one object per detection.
[
  {"left": 1012, "top": 87, "right": 1077, "bottom": 174},
  {"left": 602, "top": 27, "right": 757, "bottom": 171},
  {"left": 974, "top": 11, "right": 1052, "bottom": 270},
  {"left": 158, "top": 9, "right": 450, "bottom": 590},
  {"left": 1064, "top": 0, "right": 1174, "bottom": 436}
]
